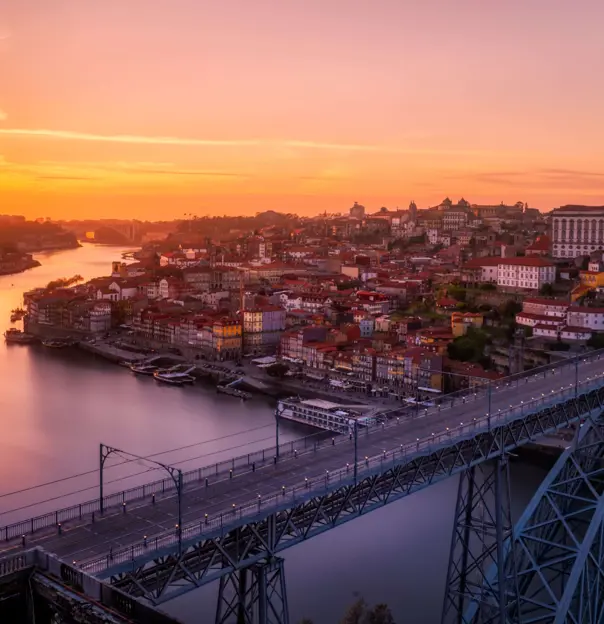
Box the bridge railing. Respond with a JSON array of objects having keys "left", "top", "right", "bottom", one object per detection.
[
  {"left": 3, "top": 350, "right": 602, "bottom": 543},
  {"left": 0, "top": 350, "right": 604, "bottom": 541},
  {"left": 79, "top": 373, "right": 604, "bottom": 576}
]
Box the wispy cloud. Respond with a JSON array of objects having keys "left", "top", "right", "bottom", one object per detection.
[
  {"left": 0, "top": 127, "right": 494, "bottom": 156},
  {"left": 0, "top": 128, "right": 258, "bottom": 147},
  {"left": 36, "top": 175, "right": 96, "bottom": 181}
]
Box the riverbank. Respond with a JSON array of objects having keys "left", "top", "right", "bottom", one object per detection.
[{"left": 0, "top": 256, "right": 41, "bottom": 276}]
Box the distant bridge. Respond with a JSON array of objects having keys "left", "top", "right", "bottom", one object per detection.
[{"left": 1, "top": 351, "right": 604, "bottom": 623}]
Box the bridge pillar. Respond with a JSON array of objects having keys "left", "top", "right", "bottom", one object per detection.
[
  {"left": 215, "top": 557, "right": 289, "bottom": 624},
  {"left": 441, "top": 456, "right": 517, "bottom": 624}
]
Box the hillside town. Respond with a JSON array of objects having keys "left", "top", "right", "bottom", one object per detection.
[{"left": 13, "top": 199, "right": 604, "bottom": 399}]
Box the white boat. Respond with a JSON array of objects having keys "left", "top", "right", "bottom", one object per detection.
[
  {"left": 153, "top": 365, "right": 196, "bottom": 386},
  {"left": 130, "top": 363, "right": 158, "bottom": 376}
]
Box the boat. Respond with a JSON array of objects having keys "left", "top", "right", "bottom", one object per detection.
[
  {"left": 41, "top": 339, "right": 71, "bottom": 349},
  {"left": 153, "top": 365, "right": 196, "bottom": 386},
  {"left": 4, "top": 328, "right": 37, "bottom": 344},
  {"left": 130, "top": 363, "right": 158, "bottom": 376},
  {"left": 217, "top": 384, "right": 252, "bottom": 400}
]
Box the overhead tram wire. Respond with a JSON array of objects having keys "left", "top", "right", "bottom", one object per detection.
[
  {"left": 0, "top": 425, "right": 331, "bottom": 520},
  {"left": 0, "top": 422, "right": 277, "bottom": 501},
  {"left": 0, "top": 431, "right": 282, "bottom": 518}
]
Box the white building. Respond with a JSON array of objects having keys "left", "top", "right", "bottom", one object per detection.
[
  {"left": 497, "top": 258, "right": 556, "bottom": 290},
  {"left": 551, "top": 205, "right": 604, "bottom": 259},
  {"left": 566, "top": 306, "right": 604, "bottom": 330}
]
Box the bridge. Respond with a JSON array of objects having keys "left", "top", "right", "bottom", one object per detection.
[{"left": 1, "top": 351, "right": 604, "bottom": 623}]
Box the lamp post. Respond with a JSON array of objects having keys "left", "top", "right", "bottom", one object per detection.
[{"left": 99, "top": 444, "right": 184, "bottom": 553}]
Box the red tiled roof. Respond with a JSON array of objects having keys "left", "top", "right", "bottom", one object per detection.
[
  {"left": 568, "top": 306, "right": 604, "bottom": 314},
  {"left": 524, "top": 297, "right": 568, "bottom": 307},
  {"left": 497, "top": 257, "right": 554, "bottom": 267}
]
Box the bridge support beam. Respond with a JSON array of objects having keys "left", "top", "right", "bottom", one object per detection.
[
  {"left": 441, "top": 455, "right": 517, "bottom": 624},
  {"left": 215, "top": 557, "right": 289, "bottom": 624}
]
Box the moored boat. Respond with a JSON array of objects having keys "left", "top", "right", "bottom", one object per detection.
[
  {"left": 130, "top": 363, "right": 158, "bottom": 376},
  {"left": 41, "top": 339, "right": 72, "bottom": 349},
  {"left": 153, "top": 365, "right": 196, "bottom": 385},
  {"left": 4, "top": 328, "right": 37, "bottom": 344}
]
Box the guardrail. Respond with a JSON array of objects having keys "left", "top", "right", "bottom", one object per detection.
[
  {"left": 79, "top": 373, "right": 604, "bottom": 576},
  {"left": 2, "top": 349, "right": 602, "bottom": 544}
]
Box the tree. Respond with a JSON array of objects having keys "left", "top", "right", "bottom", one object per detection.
[
  {"left": 539, "top": 283, "right": 554, "bottom": 296},
  {"left": 587, "top": 333, "right": 604, "bottom": 349},
  {"left": 448, "top": 286, "right": 466, "bottom": 302},
  {"left": 299, "top": 598, "right": 397, "bottom": 624},
  {"left": 266, "top": 362, "right": 289, "bottom": 378},
  {"left": 501, "top": 300, "right": 522, "bottom": 319}
]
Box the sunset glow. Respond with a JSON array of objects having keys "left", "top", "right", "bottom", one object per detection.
[{"left": 2, "top": 0, "right": 604, "bottom": 218}]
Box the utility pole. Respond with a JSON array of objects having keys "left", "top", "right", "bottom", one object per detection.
[
  {"left": 275, "top": 404, "right": 281, "bottom": 459},
  {"left": 353, "top": 419, "right": 358, "bottom": 485},
  {"left": 488, "top": 380, "right": 492, "bottom": 431}
]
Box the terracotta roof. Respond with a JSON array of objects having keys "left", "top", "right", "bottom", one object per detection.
[
  {"left": 524, "top": 297, "right": 568, "bottom": 307},
  {"left": 497, "top": 257, "right": 555, "bottom": 267},
  {"left": 568, "top": 306, "right": 604, "bottom": 314}
]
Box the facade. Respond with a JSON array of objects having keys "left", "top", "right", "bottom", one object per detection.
[
  {"left": 496, "top": 258, "right": 556, "bottom": 290},
  {"left": 551, "top": 205, "right": 604, "bottom": 259},
  {"left": 566, "top": 306, "right": 604, "bottom": 331}
]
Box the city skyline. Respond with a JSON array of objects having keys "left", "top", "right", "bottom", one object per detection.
[{"left": 2, "top": 0, "right": 604, "bottom": 219}]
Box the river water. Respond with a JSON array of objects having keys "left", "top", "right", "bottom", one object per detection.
[{"left": 0, "top": 244, "right": 547, "bottom": 624}]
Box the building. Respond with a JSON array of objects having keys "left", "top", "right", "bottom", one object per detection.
[
  {"left": 349, "top": 202, "right": 366, "bottom": 220},
  {"left": 211, "top": 317, "right": 242, "bottom": 361},
  {"left": 566, "top": 306, "right": 604, "bottom": 331},
  {"left": 496, "top": 258, "right": 556, "bottom": 290},
  {"left": 451, "top": 312, "right": 484, "bottom": 337},
  {"left": 551, "top": 205, "right": 604, "bottom": 259},
  {"left": 521, "top": 297, "right": 568, "bottom": 318}
]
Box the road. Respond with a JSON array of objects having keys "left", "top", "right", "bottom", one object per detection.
[{"left": 1, "top": 356, "right": 602, "bottom": 568}]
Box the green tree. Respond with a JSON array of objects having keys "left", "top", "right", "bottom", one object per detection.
[
  {"left": 538, "top": 283, "right": 554, "bottom": 296},
  {"left": 587, "top": 333, "right": 604, "bottom": 349},
  {"left": 266, "top": 362, "right": 289, "bottom": 378},
  {"left": 501, "top": 300, "right": 522, "bottom": 319},
  {"left": 448, "top": 286, "right": 466, "bottom": 302}
]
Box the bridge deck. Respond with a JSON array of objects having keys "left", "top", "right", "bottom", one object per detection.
[{"left": 1, "top": 358, "right": 602, "bottom": 569}]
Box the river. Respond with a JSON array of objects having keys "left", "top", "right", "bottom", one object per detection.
[{"left": 0, "top": 244, "right": 547, "bottom": 624}]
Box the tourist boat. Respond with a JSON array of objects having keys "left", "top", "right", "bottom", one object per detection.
[
  {"left": 130, "top": 363, "right": 158, "bottom": 376},
  {"left": 153, "top": 365, "right": 196, "bottom": 386},
  {"left": 4, "top": 328, "right": 37, "bottom": 344},
  {"left": 41, "top": 339, "right": 71, "bottom": 349}
]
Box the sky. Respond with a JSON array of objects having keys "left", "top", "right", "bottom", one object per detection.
[{"left": 1, "top": 0, "right": 604, "bottom": 220}]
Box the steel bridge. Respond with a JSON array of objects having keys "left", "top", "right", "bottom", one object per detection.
[{"left": 1, "top": 351, "right": 604, "bottom": 623}]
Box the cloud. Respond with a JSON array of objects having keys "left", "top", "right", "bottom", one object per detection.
[
  {"left": 124, "top": 167, "right": 246, "bottom": 177},
  {"left": 0, "top": 127, "right": 494, "bottom": 156},
  {"left": 36, "top": 175, "right": 96, "bottom": 181},
  {"left": 0, "top": 128, "right": 258, "bottom": 147}
]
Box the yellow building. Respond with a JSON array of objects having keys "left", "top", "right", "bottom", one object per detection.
[
  {"left": 451, "top": 312, "right": 484, "bottom": 338},
  {"left": 572, "top": 271, "right": 604, "bottom": 301},
  {"left": 212, "top": 318, "right": 242, "bottom": 360}
]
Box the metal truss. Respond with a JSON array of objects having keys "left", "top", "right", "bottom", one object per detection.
[
  {"left": 442, "top": 457, "right": 519, "bottom": 624},
  {"left": 107, "top": 386, "right": 604, "bottom": 606},
  {"left": 466, "top": 408, "right": 604, "bottom": 624},
  {"left": 215, "top": 557, "right": 289, "bottom": 624}
]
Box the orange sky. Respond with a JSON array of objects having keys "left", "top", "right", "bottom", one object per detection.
[{"left": 2, "top": 1, "right": 604, "bottom": 219}]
